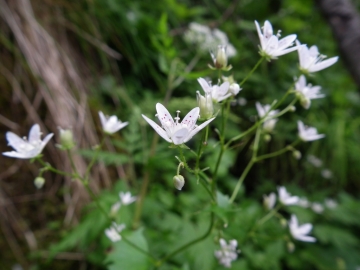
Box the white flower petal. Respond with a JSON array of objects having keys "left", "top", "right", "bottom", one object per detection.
[
  {"left": 28, "top": 124, "right": 41, "bottom": 143},
  {"left": 181, "top": 107, "right": 200, "bottom": 129},
  {"left": 142, "top": 114, "right": 172, "bottom": 143}
]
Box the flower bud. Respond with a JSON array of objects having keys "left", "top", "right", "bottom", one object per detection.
[
  {"left": 263, "top": 134, "right": 272, "bottom": 142},
  {"left": 173, "top": 175, "right": 185, "bottom": 190},
  {"left": 229, "top": 83, "right": 241, "bottom": 96},
  {"left": 214, "top": 45, "right": 228, "bottom": 69},
  {"left": 34, "top": 177, "right": 45, "bottom": 189},
  {"left": 59, "top": 128, "right": 75, "bottom": 150},
  {"left": 287, "top": 241, "right": 295, "bottom": 253},
  {"left": 292, "top": 150, "right": 302, "bottom": 160},
  {"left": 289, "top": 105, "right": 296, "bottom": 112},
  {"left": 196, "top": 91, "right": 214, "bottom": 120},
  {"left": 280, "top": 218, "right": 287, "bottom": 228}
]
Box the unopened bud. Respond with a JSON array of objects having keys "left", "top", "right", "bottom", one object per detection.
[
  {"left": 280, "top": 218, "right": 287, "bottom": 228},
  {"left": 59, "top": 128, "right": 75, "bottom": 150},
  {"left": 34, "top": 177, "right": 45, "bottom": 189},
  {"left": 264, "top": 134, "right": 271, "bottom": 142},
  {"left": 196, "top": 91, "right": 214, "bottom": 120},
  {"left": 289, "top": 105, "right": 296, "bottom": 112},
  {"left": 173, "top": 175, "right": 185, "bottom": 190},
  {"left": 215, "top": 45, "right": 228, "bottom": 69},
  {"left": 292, "top": 150, "right": 302, "bottom": 160},
  {"left": 287, "top": 241, "right": 295, "bottom": 253},
  {"left": 229, "top": 83, "right": 241, "bottom": 96}
]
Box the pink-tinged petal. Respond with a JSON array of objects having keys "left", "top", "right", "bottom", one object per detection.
[
  {"left": 6, "top": 131, "right": 28, "bottom": 152},
  {"left": 2, "top": 151, "right": 30, "bottom": 159},
  {"left": 297, "top": 223, "right": 313, "bottom": 235},
  {"left": 263, "top": 20, "right": 273, "bottom": 39},
  {"left": 254, "top": 21, "right": 265, "bottom": 49},
  {"left": 156, "top": 103, "right": 174, "bottom": 127},
  {"left": 273, "top": 45, "right": 298, "bottom": 57},
  {"left": 310, "top": 56, "right": 338, "bottom": 72},
  {"left": 142, "top": 114, "right": 171, "bottom": 143},
  {"left": 172, "top": 128, "right": 189, "bottom": 145},
  {"left": 296, "top": 75, "right": 306, "bottom": 90},
  {"left": 217, "top": 82, "right": 230, "bottom": 96},
  {"left": 181, "top": 107, "right": 199, "bottom": 129},
  {"left": 98, "top": 111, "right": 107, "bottom": 128},
  {"left": 184, "top": 117, "right": 215, "bottom": 143},
  {"left": 277, "top": 34, "right": 297, "bottom": 50},
  {"left": 40, "top": 133, "right": 54, "bottom": 151},
  {"left": 28, "top": 124, "right": 41, "bottom": 143},
  {"left": 198, "top": 78, "right": 212, "bottom": 93}
]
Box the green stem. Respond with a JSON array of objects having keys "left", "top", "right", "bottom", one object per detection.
[
  {"left": 255, "top": 140, "right": 300, "bottom": 162},
  {"left": 257, "top": 204, "right": 282, "bottom": 227},
  {"left": 85, "top": 137, "right": 105, "bottom": 179},
  {"left": 199, "top": 171, "right": 215, "bottom": 201},
  {"left": 36, "top": 158, "right": 73, "bottom": 177},
  {"left": 156, "top": 212, "right": 214, "bottom": 267},
  {"left": 229, "top": 127, "right": 261, "bottom": 203},
  {"left": 239, "top": 57, "right": 264, "bottom": 86}
]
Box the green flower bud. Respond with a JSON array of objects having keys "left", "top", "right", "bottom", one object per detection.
[
  {"left": 293, "top": 150, "right": 302, "bottom": 160},
  {"left": 287, "top": 241, "right": 295, "bottom": 253},
  {"left": 196, "top": 91, "right": 214, "bottom": 120},
  {"left": 59, "top": 128, "right": 75, "bottom": 150},
  {"left": 34, "top": 177, "right": 45, "bottom": 189},
  {"left": 173, "top": 175, "right": 185, "bottom": 191}
]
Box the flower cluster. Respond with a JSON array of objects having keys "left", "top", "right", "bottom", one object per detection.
[{"left": 214, "top": 238, "right": 239, "bottom": 268}]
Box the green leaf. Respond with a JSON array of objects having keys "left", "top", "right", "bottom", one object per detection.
[{"left": 105, "top": 228, "right": 150, "bottom": 270}]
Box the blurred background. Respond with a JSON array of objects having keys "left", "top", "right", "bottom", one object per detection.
[{"left": 0, "top": 0, "right": 359, "bottom": 269}]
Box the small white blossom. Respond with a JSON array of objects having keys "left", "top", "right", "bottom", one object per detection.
[
  {"left": 321, "top": 169, "right": 333, "bottom": 179},
  {"left": 278, "top": 186, "right": 299, "bottom": 205},
  {"left": 296, "top": 40, "right": 338, "bottom": 73},
  {"left": 325, "top": 199, "right": 337, "bottom": 209},
  {"left": 105, "top": 223, "right": 126, "bottom": 242},
  {"left": 297, "top": 197, "right": 310, "bottom": 208},
  {"left": 255, "top": 20, "right": 297, "bottom": 59},
  {"left": 297, "top": 121, "right": 325, "bottom": 142},
  {"left": 119, "top": 191, "right": 137, "bottom": 205},
  {"left": 99, "top": 111, "right": 128, "bottom": 134},
  {"left": 3, "top": 124, "right": 53, "bottom": 159},
  {"left": 142, "top": 103, "right": 214, "bottom": 145},
  {"left": 198, "top": 77, "right": 231, "bottom": 102},
  {"left": 214, "top": 238, "right": 239, "bottom": 268},
  {"left": 256, "top": 102, "right": 279, "bottom": 132},
  {"left": 289, "top": 215, "right": 316, "bottom": 242},
  {"left": 263, "top": 192, "right": 276, "bottom": 210},
  {"left": 295, "top": 75, "right": 324, "bottom": 109},
  {"left": 307, "top": 155, "right": 323, "bottom": 167},
  {"left": 311, "top": 202, "right": 324, "bottom": 214}
]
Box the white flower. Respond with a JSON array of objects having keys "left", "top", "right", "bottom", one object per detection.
[
  {"left": 3, "top": 124, "right": 53, "bottom": 159},
  {"left": 256, "top": 102, "right": 279, "bottom": 132},
  {"left": 198, "top": 77, "right": 231, "bottom": 102},
  {"left": 119, "top": 191, "right": 137, "bottom": 205},
  {"left": 263, "top": 192, "right": 276, "bottom": 210},
  {"left": 98, "top": 111, "right": 128, "bottom": 134},
  {"left": 295, "top": 75, "right": 324, "bottom": 109},
  {"left": 278, "top": 186, "right": 299, "bottom": 205},
  {"left": 297, "top": 121, "right": 325, "bottom": 141},
  {"left": 142, "top": 103, "right": 214, "bottom": 145},
  {"left": 321, "top": 169, "right": 333, "bottom": 179},
  {"left": 297, "top": 197, "right": 310, "bottom": 208},
  {"left": 311, "top": 202, "right": 324, "bottom": 214},
  {"left": 209, "top": 45, "right": 232, "bottom": 70},
  {"left": 105, "top": 223, "right": 126, "bottom": 242},
  {"left": 214, "top": 238, "right": 239, "bottom": 268},
  {"left": 255, "top": 20, "right": 297, "bottom": 59},
  {"left": 296, "top": 40, "right": 338, "bottom": 73},
  {"left": 289, "top": 215, "right": 316, "bottom": 242},
  {"left": 325, "top": 199, "right": 337, "bottom": 209}
]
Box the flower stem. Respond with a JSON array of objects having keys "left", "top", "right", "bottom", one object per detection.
[
  {"left": 239, "top": 57, "right": 264, "bottom": 86},
  {"left": 229, "top": 126, "right": 261, "bottom": 203},
  {"left": 255, "top": 140, "right": 300, "bottom": 162},
  {"left": 84, "top": 137, "right": 105, "bottom": 180}
]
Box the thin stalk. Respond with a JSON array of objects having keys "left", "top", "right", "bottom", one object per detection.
[
  {"left": 257, "top": 204, "right": 282, "bottom": 227},
  {"left": 85, "top": 137, "right": 105, "bottom": 179},
  {"left": 255, "top": 140, "right": 299, "bottom": 162},
  {"left": 239, "top": 57, "right": 264, "bottom": 86},
  {"left": 36, "top": 158, "right": 73, "bottom": 177}
]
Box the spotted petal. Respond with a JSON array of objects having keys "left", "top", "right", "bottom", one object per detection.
[
  {"left": 142, "top": 114, "right": 171, "bottom": 143},
  {"left": 156, "top": 103, "right": 174, "bottom": 128},
  {"left": 181, "top": 107, "right": 199, "bottom": 129}
]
